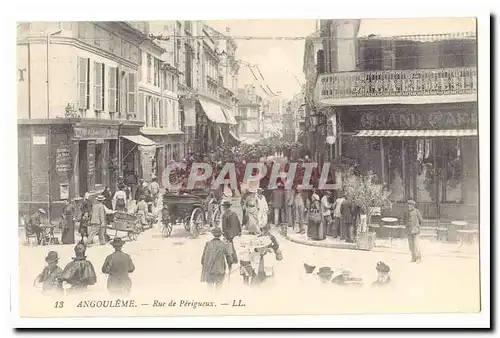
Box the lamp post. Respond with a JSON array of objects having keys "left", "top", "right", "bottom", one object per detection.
[{"left": 46, "top": 29, "right": 62, "bottom": 118}]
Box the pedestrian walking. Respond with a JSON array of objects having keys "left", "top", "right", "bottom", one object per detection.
[
  {"left": 102, "top": 238, "right": 135, "bottom": 295},
  {"left": 404, "top": 200, "right": 423, "bottom": 263},
  {"left": 221, "top": 199, "right": 241, "bottom": 264},
  {"left": 112, "top": 186, "right": 127, "bottom": 212},
  {"left": 307, "top": 190, "right": 322, "bottom": 240},
  {"left": 256, "top": 188, "right": 269, "bottom": 229},
  {"left": 285, "top": 186, "right": 295, "bottom": 229},
  {"left": 340, "top": 197, "right": 356, "bottom": 243},
  {"left": 245, "top": 188, "right": 260, "bottom": 235},
  {"left": 150, "top": 176, "right": 160, "bottom": 208},
  {"left": 135, "top": 195, "right": 149, "bottom": 232},
  {"left": 33, "top": 251, "right": 63, "bottom": 294},
  {"left": 61, "top": 198, "right": 76, "bottom": 245},
  {"left": 240, "top": 188, "right": 251, "bottom": 229},
  {"left": 271, "top": 183, "right": 285, "bottom": 226},
  {"left": 103, "top": 186, "right": 114, "bottom": 224},
  {"left": 200, "top": 227, "right": 233, "bottom": 289},
  {"left": 332, "top": 192, "right": 345, "bottom": 239},
  {"left": 294, "top": 188, "right": 306, "bottom": 234},
  {"left": 321, "top": 191, "right": 333, "bottom": 238},
  {"left": 59, "top": 243, "right": 97, "bottom": 293},
  {"left": 88, "top": 195, "right": 107, "bottom": 245}
]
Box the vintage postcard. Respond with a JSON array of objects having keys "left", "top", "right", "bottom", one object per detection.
[{"left": 12, "top": 15, "right": 489, "bottom": 328}]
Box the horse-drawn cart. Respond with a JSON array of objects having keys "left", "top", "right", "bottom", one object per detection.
[
  {"left": 160, "top": 191, "right": 207, "bottom": 238},
  {"left": 106, "top": 212, "right": 141, "bottom": 241}
]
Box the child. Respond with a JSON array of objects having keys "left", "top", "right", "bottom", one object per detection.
[{"left": 33, "top": 251, "right": 63, "bottom": 294}]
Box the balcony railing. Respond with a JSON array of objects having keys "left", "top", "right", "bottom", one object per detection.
[{"left": 317, "top": 67, "right": 477, "bottom": 101}]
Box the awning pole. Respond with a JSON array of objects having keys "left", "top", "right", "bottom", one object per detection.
[{"left": 122, "top": 144, "right": 138, "bottom": 163}]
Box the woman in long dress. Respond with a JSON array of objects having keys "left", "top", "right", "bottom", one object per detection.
[
  {"left": 61, "top": 199, "right": 76, "bottom": 245},
  {"left": 245, "top": 188, "right": 260, "bottom": 235},
  {"left": 307, "top": 191, "right": 322, "bottom": 240},
  {"left": 256, "top": 188, "right": 269, "bottom": 229}
]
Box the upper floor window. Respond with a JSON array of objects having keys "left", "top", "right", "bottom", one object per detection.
[{"left": 147, "top": 54, "right": 152, "bottom": 83}]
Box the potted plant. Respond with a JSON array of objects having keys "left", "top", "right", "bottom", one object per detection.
[{"left": 343, "top": 169, "right": 385, "bottom": 250}]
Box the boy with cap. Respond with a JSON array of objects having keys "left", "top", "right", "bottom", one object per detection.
[
  {"left": 102, "top": 238, "right": 135, "bottom": 295},
  {"left": 403, "top": 200, "right": 423, "bottom": 263},
  {"left": 201, "top": 227, "right": 233, "bottom": 289},
  {"left": 372, "top": 261, "right": 391, "bottom": 286},
  {"left": 33, "top": 251, "right": 63, "bottom": 293}
]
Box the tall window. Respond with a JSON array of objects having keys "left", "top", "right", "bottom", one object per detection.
[
  {"left": 442, "top": 139, "right": 463, "bottom": 203},
  {"left": 185, "top": 45, "right": 193, "bottom": 88},
  {"left": 147, "top": 54, "right": 152, "bottom": 83},
  {"left": 93, "top": 62, "right": 104, "bottom": 113}
]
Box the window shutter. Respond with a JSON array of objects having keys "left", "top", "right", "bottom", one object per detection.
[
  {"left": 120, "top": 71, "right": 127, "bottom": 115},
  {"left": 138, "top": 92, "right": 145, "bottom": 123},
  {"left": 77, "top": 57, "right": 89, "bottom": 109},
  {"left": 163, "top": 98, "right": 168, "bottom": 129},
  {"left": 108, "top": 67, "right": 117, "bottom": 112},
  {"left": 127, "top": 73, "right": 136, "bottom": 115},
  {"left": 93, "top": 62, "right": 103, "bottom": 111}
]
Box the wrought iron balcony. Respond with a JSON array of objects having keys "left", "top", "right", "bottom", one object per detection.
[{"left": 317, "top": 67, "right": 477, "bottom": 103}]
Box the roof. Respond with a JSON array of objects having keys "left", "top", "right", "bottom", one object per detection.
[{"left": 357, "top": 18, "right": 477, "bottom": 41}]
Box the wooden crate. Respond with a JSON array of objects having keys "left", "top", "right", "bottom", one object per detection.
[{"left": 356, "top": 232, "right": 376, "bottom": 251}]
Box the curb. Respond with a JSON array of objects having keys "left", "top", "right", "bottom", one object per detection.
[{"left": 282, "top": 233, "right": 478, "bottom": 259}]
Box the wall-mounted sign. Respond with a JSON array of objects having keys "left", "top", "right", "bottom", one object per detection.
[
  {"left": 32, "top": 136, "right": 47, "bottom": 145},
  {"left": 55, "top": 146, "right": 71, "bottom": 173},
  {"left": 74, "top": 126, "right": 118, "bottom": 140}
]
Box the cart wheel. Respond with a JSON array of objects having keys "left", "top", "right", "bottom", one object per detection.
[
  {"left": 128, "top": 231, "right": 139, "bottom": 241},
  {"left": 189, "top": 207, "right": 205, "bottom": 238},
  {"left": 161, "top": 222, "right": 173, "bottom": 238},
  {"left": 211, "top": 208, "right": 221, "bottom": 228},
  {"left": 183, "top": 221, "right": 191, "bottom": 232}
]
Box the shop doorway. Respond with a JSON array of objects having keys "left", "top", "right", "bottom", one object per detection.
[{"left": 78, "top": 141, "right": 88, "bottom": 197}]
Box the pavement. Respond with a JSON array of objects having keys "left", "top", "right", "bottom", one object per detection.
[{"left": 17, "top": 196, "right": 481, "bottom": 317}]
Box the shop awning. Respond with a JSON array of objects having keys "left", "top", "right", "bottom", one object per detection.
[
  {"left": 229, "top": 130, "right": 241, "bottom": 143},
  {"left": 354, "top": 129, "right": 478, "bottom": 137},
  {"left": 198, "top": 98, "right": 228, "bottom": 124},
  {"left": 121, "top": 135, "right": 156, "bottom": 146},
  {"left": 222, "top": 108, "right": 238, "bottom": 125}
]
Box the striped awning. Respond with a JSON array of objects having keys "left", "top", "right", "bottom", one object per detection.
[{"left": 354, "top": 129, "right": 478, "bottom": 137}]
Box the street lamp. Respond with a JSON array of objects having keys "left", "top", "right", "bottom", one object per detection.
[{"left": 46, "top": 29, "right": 62, "bottom": 118}]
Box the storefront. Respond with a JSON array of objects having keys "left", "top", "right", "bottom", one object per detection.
[
  {"left": 18, "top": 119, "right": 138, "bottom": 220},
  {"left": 145, "top": 133, "right": 184, "bottom": 187},
  {"left": 120, "top": 133, "right": 156, "bottom": 194},
  {"left": 195, "top": 98, "right": 231, "bottom": 154},
  {"left": 339, "top": 102, "right": 478, "bottom": 222}
]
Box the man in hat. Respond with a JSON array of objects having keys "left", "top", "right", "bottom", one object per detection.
[
  {"left": 271, "top": 182, "right": 285, "bottom": 226},
  {"left": 60, "top": 243, "right": 97, "bottom": 292},
  {"left": 317, "top": 267, "right": 334, "bottom": 284},
  {"left": 403, "top": 200, "right": 423, "bottom": 263},
  {"left": 27, "top": 208, "right": 46, "bottom": 245},
  {"left": 221, "top": 199, "right": 241, "bottom": 264},
  {"left": 284, "top": 183, "right": 295, "bottom": 229},
  {"left": 201, "top": 227, "right": 233, "bottom": 288},
  {"left": 150, "top": 176, "right": 160, "bottom": 208},
  {"left": 102, "top": 238, "right": 135, "bottom": 295},
  {"left": 88, "top": 195, "right": 107, "bottom": 245},
  {"left": 372, "top": 261, "right": 391, "bottom": 286},
  {"left": 135, "top": 195, "right": 149, "bottom": 231},
  {"left": 33, "top": 251, "right": 63, "bottom": 293}
]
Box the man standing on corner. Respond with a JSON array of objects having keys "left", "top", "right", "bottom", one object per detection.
[
  {"left": 88, "top": 195, "right": 107, "bottom": 245},
  {"left": 404, "top": 200, "right": 423, "bottom": 263}
]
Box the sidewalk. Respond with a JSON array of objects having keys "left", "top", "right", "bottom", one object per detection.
[{"left": 285, "top": 231, "right": 479, "bottom": 259}]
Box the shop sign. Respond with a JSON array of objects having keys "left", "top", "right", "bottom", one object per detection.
[
  {"left": 55, "top": 146, "right": 71, "bottom": 173},
  {"left": 32, "top": 135, "right": 47, "bottom": 145},
  {"left": 73, "top": 126, "right": 118, "bottom": 139},
  {"left": 361, "top": 111, "right": 478, "bottom": 130}
]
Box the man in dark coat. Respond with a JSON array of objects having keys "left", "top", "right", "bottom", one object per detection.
[
  {"left": 340, "top": 197, "right": 356, "bottom": 243},
  {"left": 201, "top": 227, "right": 232, "bottom": 288},
  {"left": 102, "top": 237, "right": 135, "bottom": 294},
  {"left": 221, "top": 199, "right": 241, "bottom": 264},
  {"left": 403, "top": 200, "right": 423, "bottom": 263}
]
